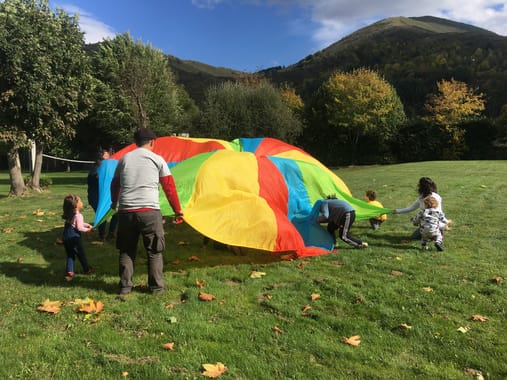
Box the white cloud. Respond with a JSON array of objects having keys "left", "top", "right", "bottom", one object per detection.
[
  {"left": 60, "top": 4, "right": 116, "bottom": 43},
  {"left": 268, "top": 0, "right": 507, "bottom": 50}
]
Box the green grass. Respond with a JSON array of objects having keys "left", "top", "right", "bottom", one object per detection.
[{"left": 0, "top": 161, "right": 506, "bottom": 379}]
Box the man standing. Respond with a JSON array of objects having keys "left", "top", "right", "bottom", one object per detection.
[{"left": 111, "top": 128, "right": 183, "bottom": 296}]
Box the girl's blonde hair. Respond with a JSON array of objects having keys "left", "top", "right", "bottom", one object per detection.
[{"left": 423, "top": 195, "right": 439, "bottom": 209}]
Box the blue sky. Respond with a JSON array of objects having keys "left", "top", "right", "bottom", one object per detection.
[{"left": 53, "top": 0, "right": 507, "bottom": 72}]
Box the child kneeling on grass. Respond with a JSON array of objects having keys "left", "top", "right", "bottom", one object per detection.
[{"left": 62, "top": 194, "right": 94, "bottom": 279}]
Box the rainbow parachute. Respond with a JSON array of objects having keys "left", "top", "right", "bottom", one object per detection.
[{"left": 95, "top": 137, "right": 390, "bottom": 257}]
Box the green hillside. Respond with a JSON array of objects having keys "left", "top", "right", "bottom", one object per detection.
[{"left": 167, "top": 16, "right": 507, "bottom": 117}]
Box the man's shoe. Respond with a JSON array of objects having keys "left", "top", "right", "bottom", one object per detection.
[{"left": 435, "top": 242, "right": 444, "bottom": 251}]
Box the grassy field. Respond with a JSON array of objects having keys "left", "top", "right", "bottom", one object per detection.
[{"left": 0, "top": 161, "right": 505, "bottom": 379}]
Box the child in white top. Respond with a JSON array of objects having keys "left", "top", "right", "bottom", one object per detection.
[{"left": 412, "top": 196, "right": 449, "bottom": 251}]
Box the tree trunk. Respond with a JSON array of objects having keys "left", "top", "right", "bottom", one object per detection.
[
  {"left": 7, "top": 146, "right": 27, "bottom": 196},
  {"left": 28, "top": 142, "right": 44, "bottom": 192}
]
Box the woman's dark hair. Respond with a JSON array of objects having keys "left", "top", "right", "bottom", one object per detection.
[
  {"left": 62, "top": 194, "right": 78, "bottom": 223},
  {"left": 418, "top": 177, "right": 437, "bottom": 197}
]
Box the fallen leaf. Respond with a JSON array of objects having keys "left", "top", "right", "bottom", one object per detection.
[
  {"left": 422, "top": 287, "right": 434, "bottom": 292},
  {"left": 188, "top": 255, "right": 200, "bottom": 261},
  {"left": 16, "top": 257, "right": 24, "bottom": 263},
  {"left": 55, "top": 237, "right": 63, "bottom": 245},
  {"left": 354, "top": 296, "right": 364, "bottom": 303},
  {"left": 172, "top": 260, "right": 181, "bottom": 265},
  {"left": 202, "top": 362, "right": 228, "bottom": 378},
  {"left": 310, "top": 293, "right": 320, "bottom": 301},
  {"left": 390, "top": 270, "right": 403, "bottom": 276},
  {"left": 491, "top": 276, "right": 503, "bottom": 283},
  {"left": 161, "top": 342, "right": 174, "bottom": 350},
  {"left": 274, "top": 325, "right": 284, "bottom": 334},
  {"left": 342, "top": 335, "right": 361, "bottom": 346},
  {"left": 250, "top": 271, "right": 266, "bottom": 278},
  {"left": 457, "top": 325, "right": 471, "bottom": 333},
  {"left": 471, "top": 315, "right": 488, "bottom": 322},
  {"left": 2, "top": 227, "right": 15, "bottom": 233},
  {"left": 302, "top": 304, "right": 312, "bottom": 313},
  {"left": 121, "top": 371, "right": 129, "bottom": 377},
  {"left": 400, "top": 323, "right": 412, "bottom": 329},
  {"left": 37, "top": 299, "right": 63, "bottom": 314},
  {"left": 177, "top": 241, "right": 188, "bottom": 245},
  {"left": 32, "top": 209, "right": 44, "bottom": 216},
  {"left": 198, "top": 292, "right": 215, "bottom": 301},
  {"left": 76, "top": 298, "right": 104, "bottom": 314},
  {"left": 196, "top": 279, "right": 206, "bottom": 288},
  {"left": 165, "top": 303, "right": 174, "bottom": 309},
  {"left": 463, "top": 368, "right": 484, "bottom": 380}
]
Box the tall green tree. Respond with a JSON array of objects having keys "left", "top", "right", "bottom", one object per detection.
[
  {"left": 0, "top": 0, "right": 92, "bottom": 194},
  {"left": 306, "top": 68, "right": 406, "bottom": 164},
  {"left": 82, "top": 33, "right": 194, "bottom": 150},
  {"left": 424, "top": 78, "right": 485, "bottom": 159},
  {"left": 194, "top": 79, "right": 303, "bottom": 143}
]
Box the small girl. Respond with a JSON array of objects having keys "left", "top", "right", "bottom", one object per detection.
[
  {"left": 62, "top": 194, "right": 93, "bottom": 278},
  {"left": 365, "top": 190, "right": 387, "bottom": 230},
  {"left": 411, "top": 196, "right": 449, "bottom": 251}
]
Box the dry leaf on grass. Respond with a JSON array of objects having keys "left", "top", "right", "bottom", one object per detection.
[
  {"left": 390, "top": 270, "right": 403, "bottom": 276},
  {"left": 37, "top": 299, "right": 63, "bottom": 314},
  {"left": 201, "top": 362, "right": 228, "bottom": 378},
  {"left": 471, "top": 315, "right": 488, "bottom": 322},
  {"left": 341, "top": 335, "right": 361, "bottom": 346},
  {"left": 75, "top": 298, "right": 104, "bottom": 314},
  {"left": 457, "top": 325, "right": 472, "bottom": 333},
  {"left": 422, "top": 287, "right": 434, "bottom": 292},
  {"left": 188, "top": 255, "right": 200, "bottom": 261},
  {"left": 196, "top": 279, "right": 206, "bottom": 288},
  {"left": 491, "top": 276, "right": 503, "bottom": 283},
  {"left": 274, "top": 325, "right": 284, "bottom": 334},
  {"left": 399, "top": 323, "right": 412, "bottom": 329},
  {"left": 310, "top": 293, "right": 320, "bottom": 301},
  {"left": 32, "top": 209, "right": 44, "bottom": 216},
  {"left": 198, "top": 292, "right": 215, "bottom": 301},
  {"left": 2, "top": 227, "right": 15, "bottom": 233},
  {"left": 249, "top": 271, "right": 266, "bottom": 278},
  {"left": 161, "top": 342, "right": 174, "bottom": 350}
]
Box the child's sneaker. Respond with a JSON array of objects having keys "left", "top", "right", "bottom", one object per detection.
[
  {"left": 65, "top": 272, "right": 74, "bottom": 281},
  {"left": 435, "top": 242, "right": 444, "bottom": 251},
  {"left": 421, "top": 243, "right": 429, "bottom": 251}
]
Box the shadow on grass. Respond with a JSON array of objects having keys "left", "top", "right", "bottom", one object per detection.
[{"left": 0, "top": 223, "right": 287, "bottom": 294}]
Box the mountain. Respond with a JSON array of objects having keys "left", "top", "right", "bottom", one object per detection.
[{"left": 168, "top": 16, "right": 507, "bottom": 117}]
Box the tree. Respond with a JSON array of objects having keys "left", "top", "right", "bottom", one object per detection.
[
  {"left": 195, "top": 79, "right": 303, "bottom": 143},
  {"left": 307, "top": 68, "right": 406, "bottom": 165},
  {"left": 424, "top": 78, "right": 485, "bottom": 159},
  {"left": 0, "top": 0, "right": 92, "bottom": 194},
  {"left": 82, "top": 33, "right": 194, "bottom": 150}
]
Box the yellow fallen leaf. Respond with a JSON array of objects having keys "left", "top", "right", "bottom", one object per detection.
[
  {"left": 198, "top": 292, "right": 215, "bottom": 301},
  {"left": 161, "top": 342, "right": 174, "bottom": 350},
  {"left": 250, "top": 271, "right": 266, "bottom": 278},
  {"left": 121, "top": 371, "right": 129, "bottom": 377},
  {"left": 457, "top": 325, "right": 471, "bottom": 333},
  {"left": 196, "top": 279, "right": 206, "bottom": 288},
  {"left": 400, "top": 323, "right": 412, "bottom": 329},
  {"left": 310, "top": 293, "right": 320, "bottom": 301},
  {"left": 37, "top": 299, "right": 63, "bottom": 314},
  {"left": 274, "top": 325, "right": 284, "bottom": 334},
  {"left": 422, "top": 287, "right": 433, "bottom": 292},
  {"left": 201, "top": 362, "right": 228, "bottom": 378},
  {"left": 33, "top": 209, "right": 44, "bottom": 216},
  {"left": 342, "top": 335, "right": 361, "bottom": 346},
  {"left": 302, "top": 304, "right": 312, "bottom": 313}
]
